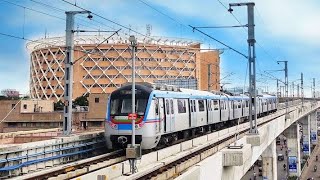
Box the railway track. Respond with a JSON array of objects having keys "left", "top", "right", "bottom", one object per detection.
[
  {"left": 121, "top": 102, "right": 314, "bottom": 180},
  {"left": 12, "top": 100, "right": 304, "bottom": 179},
  {"left": 11, "top": 150, "right": 125, "bottom": 180}
]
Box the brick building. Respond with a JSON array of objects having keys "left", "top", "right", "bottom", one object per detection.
[
  {"left": 0, "top": 94, "right": 108, "bottom": 133},
  {"left": 27, "top": 35, "right": 220, "bottom": 102}
]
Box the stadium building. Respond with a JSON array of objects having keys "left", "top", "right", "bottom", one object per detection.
[{"left": 27, "top": 35, "right": 220, "bottom": 102}]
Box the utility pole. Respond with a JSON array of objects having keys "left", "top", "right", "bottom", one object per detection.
[
  {"left": 127, "top": 35, "right": 141, "bottom": 174},
  {"left": 313, "top": 78, "right": 316, "bottom": 99},
  {"left": 64, "top": 11, "right": 92, "bottom": 135},
  {"left": 297, "top": 84, "right": 300, "bottom": 97},
  {"left": 292, "top": 82, "right": 295, "bottom": 97},
  {"left": 208, "top": 64, "right": 211, "bottom": 91},
  {"left": 301, "top": 73, "right": 304, "bottom": 107},
  {"left": 277, "top": 61, "right": 288, "bottom": 118},
  {"left": 229, "top": 2, "right": 257, "bottom": 133},
  {"left": 277, "top": 79, "right": 279, "bottom": 97}
]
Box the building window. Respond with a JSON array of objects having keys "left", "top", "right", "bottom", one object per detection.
[
  {"left": 95, "top": 98, "right": 100, "bottom": 103},
  {"left": 23, "top": 104, "right": 27, "bottom": 109},
  {"left": 11, "top": 104, "right": 16, "bottom": 109}
]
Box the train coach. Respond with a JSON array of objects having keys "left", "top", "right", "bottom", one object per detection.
[{"left": 105, "top": 83, "right": 277, "bottom": 149}]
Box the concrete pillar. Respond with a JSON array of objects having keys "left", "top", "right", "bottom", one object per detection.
[
  {"left": 310, "top": 112, "right": 317, "bottom": 147},
  {"left": 283, "top": 122, "right": 301, "bottom": 177},
  {"left": 301, "top": 115, "right": 311, "bottom": 156},
  {"left": 261, "top": 140, "right": 277, "bottom": 180}
]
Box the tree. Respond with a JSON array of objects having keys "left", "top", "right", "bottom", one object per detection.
[
  {"left": 73, "top": 94, "right": 89, "bottom": 106},
  {"left": 54, "top": 100, "right": 64, "bottom": 111}
]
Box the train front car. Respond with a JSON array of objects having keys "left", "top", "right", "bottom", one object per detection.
[{"left": 105, "top": 84, "right": 157, "bottom": 149}]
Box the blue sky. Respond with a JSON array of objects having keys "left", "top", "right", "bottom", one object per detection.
[{"left": 0, "top": 0, "right": 319, "bottom": 97}]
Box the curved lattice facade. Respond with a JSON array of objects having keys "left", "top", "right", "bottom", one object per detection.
[{"left": 27, "top": 35, "right": 217, "bottom": 102}]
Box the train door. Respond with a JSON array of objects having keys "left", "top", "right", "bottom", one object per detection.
[
  {"left": 157, "top": 98, "right": 164, "bottom": 133},
  {"left": 164, "top": 99, "right": 171, "bottom": 133},
  {"left": 189, "top": 99, "right": 197, "bottom": 127},
  {"left": 212, "top": 99, "right": 220, "bottom": 123}
]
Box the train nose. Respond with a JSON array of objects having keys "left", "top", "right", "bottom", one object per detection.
[{"left": 118, "top": 136, "right": 128, "bottom": 144}]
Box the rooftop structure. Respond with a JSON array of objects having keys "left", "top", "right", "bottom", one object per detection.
[{"left": 27, "top": 35, "right": 220, "bottom": 101}]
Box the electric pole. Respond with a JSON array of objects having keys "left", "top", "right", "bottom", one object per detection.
[
  {"left": 313, "top": 78, "right": 316, "bottom": 99},
  {"left": 63, "top": 11, "right": 92, "bottom": 135},
  {"left": 277, "top": 61, "right": 288, "bottom": 118},
  {"left": 229, "top": 2, "right": 258, "bottom": 133},
  {"left": 277, "top": 79, "right": 279, "bottom": 97},
  {"left": 127, "top": 35, "right": 141, "bottom": 174},
  {"left": 208, "top": 64, "right": 211, "bottom": 91},
  {"left": 301, "top": 73, "right": 304, "bottom": 107}
]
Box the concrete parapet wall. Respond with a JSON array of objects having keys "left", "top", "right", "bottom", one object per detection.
[
  {"left": 0, "top": 130, "right": 105, "bottom": 178},
  {"left": 185, "top": 102, "right": 319, "bottom": 180}
]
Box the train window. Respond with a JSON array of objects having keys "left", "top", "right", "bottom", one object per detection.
[
  {"left": 190, "top": 100, "right": 193, "bottom": 112},
  {"left": 154, "top": 99, "right": 159, "bottom": 116},
  {"left": 246, "top": 101, "right": 249, "bottom": 107},
  {"left": 213, "top": 100, "right": 219, "bottom": 110},
  {"left": 166, "top": 100, "right": 170, "bottom": 114},
  {"left": 178, "top": 99, "right": 187, "bottom": 113},
  {"left": 170, "top": 99, "right": 174, "bottom": 114},
  {"left": 198, "top": 100, "right": 205, "bottom": 112},
  {"left": 238, "top": 101, "right": 241, "bottom": 108},
  {"left": 121, "top": 99, "right": 132, "bottom": 114},
  {"left": 137, "top": 99, "right": 148, "bottom": 115},
  {"left": 220, "top": 101, "right": 224, "bottom": 109},
  {"left": 110, "top": 99, "right": 120, "bottom": 115},
  {"left": 193, "top": 100, "right": 196, "bottom": 112}
]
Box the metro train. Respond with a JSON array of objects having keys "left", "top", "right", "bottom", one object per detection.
[{"left": 105, "top": 83, "right": 278, "bottom": 149}]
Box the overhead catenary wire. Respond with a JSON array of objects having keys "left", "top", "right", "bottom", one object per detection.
[
  {"left": 190, "top": 26, "right": 248, "bottom": 58},
  {"left": 61, "top": 0, "right": 248, "bottom": 59},
  {"left": 138, "top": 0, "right": 247, "bottom": 58},
  {"left": 192, "top": 25, "right": 248, "bottom": 29},
  {"left": 29, "top": 0, "right": 116, "bottom": 32},
  {"left": 1, "top": 0, "right": 101, "bottom": 32},
  {"left": 72, "top": 29, "right": 121, "bottom": 65},
  {"left": 215, "top": 0, "right": 281, "bottom": 78},
  {"left": 60, "top": 0, "right": 155, "bottom": 41},
  {"left": 0, "top": 32, "right": 117, "bottom": 59}
]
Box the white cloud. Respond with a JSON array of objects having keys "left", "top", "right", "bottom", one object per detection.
[{"left": 254, "top": 0, "right": 320, "bottom": 46}]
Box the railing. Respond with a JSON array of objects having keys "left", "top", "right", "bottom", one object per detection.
[{"left": 0, "top": 131, "right": 106, "bottom": 178}]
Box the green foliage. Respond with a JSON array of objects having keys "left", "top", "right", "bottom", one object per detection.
[
  {"left": 287, "top": 176, "right": 298, "bottom": 180},
  {"left": 54, "top": 100, "right": 64, "bottom": 111},
  {"left": 73, "top": 94, "right": 89, "bottom": 106}
]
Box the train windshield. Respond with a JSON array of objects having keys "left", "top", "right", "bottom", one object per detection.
[{"left": 110, "top": 98, "right": 148, "bottom": 116}]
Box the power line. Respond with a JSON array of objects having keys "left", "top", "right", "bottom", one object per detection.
[
  {"left": 0, "top": 31, "right": 116, "bottom": 59},
  {"left": 60, "top": 0, "right": 152, "bottom": 40},
  {"left": 190, "top": 26, "right": 248, "bottom": 58},
  {"left": 1, "top": 0, "right": 65, "bottom": 20},
  {"left": 29, "top": 0, "right": 114, "bottom": 32},
  {"left": 193, "top": 25, "right": 247, "bottom": 29},
  {"left": 135, "top": 0, "right": 247, "bottom": 58},
  {"left": 137, "top": 0, "right": 187, "bottom": 28}
]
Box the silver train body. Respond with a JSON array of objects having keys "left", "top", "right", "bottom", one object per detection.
[{"left": 105, "top": 84, "right": 277, "bottom": 149}]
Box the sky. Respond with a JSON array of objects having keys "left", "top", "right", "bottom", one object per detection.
[{"left": 0, "top": 0, "right": 319, "bottom": 97}]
